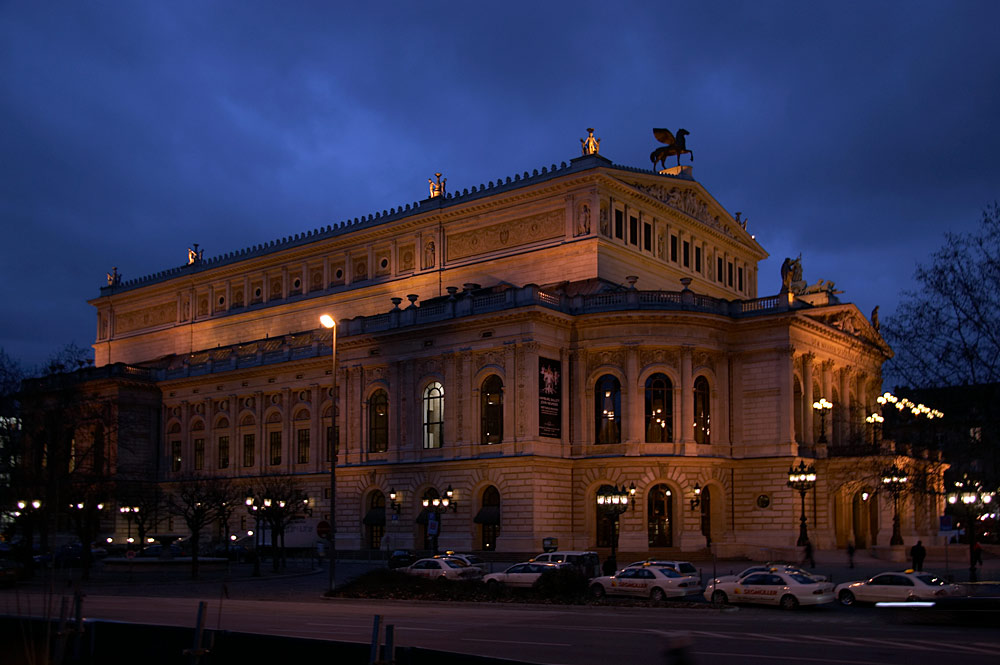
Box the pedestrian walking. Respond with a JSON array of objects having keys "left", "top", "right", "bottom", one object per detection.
[
  {"left": 846, "top": 541, "right": 855, "bottom": 569},
  {"left": 972, "top": 542, "right": 983, "bottom": 567},
  {"left": 909, "top": 540, "right": 926, "bottom": 571},
  {"left": 802, "top": 539, "right": 815, "bottom": 568}
]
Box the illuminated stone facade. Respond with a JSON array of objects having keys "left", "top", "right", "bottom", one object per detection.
[{"left": 83, "top": 151, "right": 944, "bottom": 557}]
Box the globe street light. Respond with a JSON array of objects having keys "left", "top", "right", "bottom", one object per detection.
[
  {"left": 947, "top": 478, "right": 995, "bottom": 583},
  {"left": 245, "top": 496, "right": 263, "bottom": 577},
  {"left": 320, "top": 313, "right": 337, "bottom": 593},
  {"left": 118, "top": 505, "right": 140, "bottom": 551},
  {"left": 787, "top": 461, "right": 817, "bottom": 546},
  {"left": 422, "top": 485, "right": 458, "bottom": 554},
  {"left": 881, "top": 465, "right": 908, "bottom": 546},
  {"left": 596, "top": 483, "right": 634, "bottom": 572},
  {"left": 811, "top": 398, "right": 832, "bottom": 444}
]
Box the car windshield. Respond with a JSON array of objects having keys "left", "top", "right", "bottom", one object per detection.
[
  {"left": 916, "top": 574, "right": 946, "bottom": 586},
  {"left": 786, "top": 573, "right": 816, "bottom": 584}
]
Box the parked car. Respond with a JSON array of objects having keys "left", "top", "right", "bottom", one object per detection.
[
  {"left": 388, "top": 549, "right": 418, "bottom": 569},
  {"left": 402, "top": 557, "right": 483, "bottom": 581},
  {"left": 210, "top": 543, "right": 250, "bottom": 560},
  {"left": 434, "top": 552, "right": 488, "bottom": 573},
  {"left": 591, "top": 564, "right": 703, "bottom": 601},
  {"left": 704, "top": 570, "right": 835, "bottom": 609},
  {"left": 138, "top": 543, "right": 184, "bottom": 558},
  {"left": 625, "top": 559, "right": 702, "bottom": 584},
  {"left": 710, "top": 563, "right": 828, "bottom": 584},
  {"left": 530, "top": 551, "right": 601, "bottom": 578},
  {"left": 835, "top": 570, "right": 962, "bottom": 606},
  {"left": 483, "top": 562, "right": 565, "bottom": 589}
]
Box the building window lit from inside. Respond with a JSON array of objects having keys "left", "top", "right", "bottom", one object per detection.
[
  {"left": 595, "top": 375, "right": 621, "bottom": 444},
  {"left": 193, "top": 438, "right": 204, "bottom": 470},
  {"left": 480, "top": 375, "right": 503, "bottom": 445},
  {"left": 243, "top": 433, "right": 254, "bottom": 467},
  {"left": 269, "top": 431, "right": 281, "bottom": 465},
  {"left": 423, "top": 381, "right": 444, "bottom": 449},
  {"left": 296, "top": 429, "right": 310, "bottom": 463},
  {"left": 217, "top": 435, "right": 229, "bottom": 469},
  {"left": 369, "top": 389, "right": 389, "bottom": 452},
  {"left": 478, "top": 485, "right": 500, "bottom": 551},
  {"left": 366, "top": 491, "right": 385, "bottom": 550},
  {"left": 645, "top": 373, "right": 673, "bottom": 442},
  {"left": 170, "top": 440, "right": 181, "bottom": 472},
  {"left": 647, "top": 484, "right": 674, "bottom": 547},
  {"left": 694, "top": 375, "right": 711, "bottom": 444}
]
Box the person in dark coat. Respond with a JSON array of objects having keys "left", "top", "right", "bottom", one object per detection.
[
  {"left": 846, "top": 541, "right": 856, "bottom": 569},
  {"left": 802, "top": 540, "right": 815, "bottom": 568},
  {"left": 910, "top": 540, "right": 926, "bottom": 571}
]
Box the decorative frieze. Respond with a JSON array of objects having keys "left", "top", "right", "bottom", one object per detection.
[
  {"left": 447, "top": 209, "right": 564, "bottom": 261},
  {"left": 629, "top": 182, "right": 732, "bottom": 237},
  {"left": 114, "top": 302, "right": 177, "bottom": 334},
  {"left": 639, "top": 348, "right": 680, "bottom": 370},
  {"left": 586, "top": 349, "right": 626, "bottom": 376}
]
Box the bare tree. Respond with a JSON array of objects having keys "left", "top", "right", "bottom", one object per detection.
[
  {"left": 251, "top": 476, "right": 310, "bottom": 572},
  {"left": 884, "top": 203, "right": 1000, "bottom": 388},
  {"left": 166, "top": 476, "right": 235, "bottom": 579}
]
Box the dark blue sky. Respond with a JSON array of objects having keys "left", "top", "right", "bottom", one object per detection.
[{"left": 2, "top": 2, "right": 998, "bottom": 370}]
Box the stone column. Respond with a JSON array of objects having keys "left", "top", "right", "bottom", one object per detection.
[
  {"left": 777, "top": 347, "right": 796, "bottom": 453},
  {"left": 680, "top": 346, "right": 695, "bottom": 453},
  {"left": 838, "top": 368, "right": 850, "bottom": 447},
  {"left": 560, "top": 347, "right": 570, "bottom": 448},
  {"left": 503, "top": 346, "right": 517, "bottom": 444},
  {"left": 716, "top": 354, "right": 730, "bottom": 447},
  {"left": 803, "top": 354, "right": 814, "bottom": 445},
  {"left": 625, "top": 344, "right": 640, "bottom": 444}
]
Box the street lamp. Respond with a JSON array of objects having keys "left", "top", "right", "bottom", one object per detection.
[
  {"left": 690, "top": 484, "right": 702, "bottom": 511},
  {"left": 389, "top": 488, "right": 401, "bottom": 514},
  {"left": 881, "top": 465, "right": 908, "bottom": 546},
  {"left": 947, "top": 477, "right": 995, "bottom": 583},
  {"left": 787, "top": 461, "right": 817, "bottom": 547},
  {"left": 422, "top": 486, "right": 458, "bottom": 554},
  {"left": 811, "top": 398, "right": 832, "bottom": 444},
  {"left": 245, "top": 496, "right": 263, "bottom": 577},
  {"left": 118, "top": 505, "right": 140, "bottom": 551},
  {"left": 865, "top": 412, "right": 884, "bottom": 444},
  {"left": 596, "top": 483, "right": 633, "bottom": 571},
  {"left": 320, "top": 313, "right": 338, "bottom": 593}
]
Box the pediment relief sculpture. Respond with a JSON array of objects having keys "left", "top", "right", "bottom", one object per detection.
[{"left": 625, "top": 181, "right": 733, "bottom": 238}]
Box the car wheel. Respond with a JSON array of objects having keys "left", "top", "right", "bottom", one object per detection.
[
  {"left": 711, "top": 590, "right": 728, "bottom": 605},
  {"left": 780, "top": 594, "right": 800, "bottom": 610},
  {"left": 487, "top": 579, "right": 501, "bottom": 592},
  {"left": 590, "top": 583, "right": 606, "bottom": 598},
  {"left": 838, "top": 590, "right": 855, "bottom": 606},
  {"left": 650, "top": 587, "right": 667, "bottom": 602}
]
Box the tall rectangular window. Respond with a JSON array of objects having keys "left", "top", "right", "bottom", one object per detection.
[
  {"left": 171, "top": 441, "right": 181, "bottom": 472},
  {"left": 717, "top": 257, "right": 724, "bottom": 283},
  {"left": 327, "top": 425, "right": 340, "bottom": 461},
  {"left": 683, "top": 241, "right": 690, "bottom": 267},
  {"left": 643, "top": 223, "right": 652, "bottom": 251},
  {"left": 297, "top": 429, "right": 310, "bottom": 464},
  {"left": 728, "top": 262, "right": 734, "bottom": 286},
  {"left": 695, "top": 246, "right": 702, "bottom": 273},
  {"left": 738, "top": 266, "right": 744, "bottom": 291},
  {"left": 218, "top": 436, "right": 230, "bottom": 469},
  {"left": 243, "top": 433, "right": 255, "bottom": 467},
  {"left": 194, "top": 438, "right": 204, "bottom": 470},
  {"left": 629, "top": 216, "right": 638, "bottom": 246},
  {"left": 269, "top": 431, "right": 282, "bottom": 465},
  {"left": 670, "top": 235, "right": 678, "bottom": 262},
  {"left": 614, "top": 209, "right": 624, "bottom": 239}
]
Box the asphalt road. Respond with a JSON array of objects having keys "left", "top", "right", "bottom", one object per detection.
[{"left": 2, "top": 584, "right": 998, "bottom": 665}]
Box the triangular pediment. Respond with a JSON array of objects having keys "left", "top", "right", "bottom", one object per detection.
[
  {"left": 801, "top": 307, "right": 887, "bottom": 349},
  {"left": 618, "top": 177, "right": 748, "bottom": 244}
]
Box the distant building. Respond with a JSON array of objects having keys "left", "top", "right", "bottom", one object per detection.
[{"left": 22, "top": 141, "right": 947, "bottom": 557}]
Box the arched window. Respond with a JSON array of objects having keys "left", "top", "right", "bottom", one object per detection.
[
  {"left": 647, "top": 484, "right": 673, "bottom": 547},
  {"left": 481, "top": 375, "right": 503, "bottom": 445},
  {"left": 594, "top": 375, "right": 621, "bottom": 444},
  {"left": 423, "top": 382, "right": 444, "bottom": 449},
  {"left": 476, "top": 486, "right": 501, "bottom": 551},
  {"left": 693, "top": 376, "right": 711, "bottom": 444},
  {"left": 364, "top": 491, "right": 386, "bottom": 550},
  {"left": 644, "top": 373, "right": 673, "bottom": 442},
  {"left": 368, "top": 389, "right": 389, "bottom": 453}
]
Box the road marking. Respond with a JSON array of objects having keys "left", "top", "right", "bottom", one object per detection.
[
  {"left": 695, "top": 651, "right": 888, "bottom": 665},
  {"left": 462, "top": 638, "right": 572, "bottom": 647}
]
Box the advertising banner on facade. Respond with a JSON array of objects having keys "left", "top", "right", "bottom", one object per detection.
[{"left": 539, "top": 357, "right": 561, "bottom": 438}]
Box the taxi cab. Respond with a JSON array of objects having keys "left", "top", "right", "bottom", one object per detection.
[
  {"left": 834, "top": 570, "right": 962, "bottom": 605},
  {"left": 590, "top": 564, "right": 703, "bottom": 601},
  {"left": 704, "top": 569, "right": 835, "bottom": 609}
]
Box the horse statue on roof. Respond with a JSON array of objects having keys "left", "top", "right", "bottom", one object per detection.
[{"left": 650, "top": 128, "right": 693, "bottom": 170}]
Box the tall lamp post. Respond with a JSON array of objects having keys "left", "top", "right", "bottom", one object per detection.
[
  {"left": 14, "top": 499, "right": 43, "bottom": 572},
  {"left": 320, "top": 313, "right": 337, "bottom": 593},
  {"left": 881, "top": 465, "right": 908, "bottom": 546},
  {"left": 811, "top": 398, "right": 832, "bottom": 444},
  {"left": 245, "top": 496, "right": 263, "bottom": 577},
  {"left": 947, "top": 478, "right": 995, "bottom": 583},
  {"left": 118, "top": 505, "right": 140, "bottom": 550},
  {"left": 596, "top": 483, "right": 634, "bottom": 572},
  {"left": 422, "top": 485, "right": 457, "bottom": 554},
  {"left": 787, "top": 461, "right": 817, "bottom": 546}
]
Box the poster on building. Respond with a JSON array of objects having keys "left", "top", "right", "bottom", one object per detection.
[{"left": 538, "top": 357, "right": 561, "bottom": 438}]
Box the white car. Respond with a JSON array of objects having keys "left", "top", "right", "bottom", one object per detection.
[
  {"left": 403, "top": 557, "right": 482, "bottom": 581},
  {"left": 625, "top": 559, "right": 702, "bottom": 584},
  {"left": 434, "top": 552, "right": 488, "bottom": 573},
  {"left": 712, "top": 564, "right": 828, "bottom": 584},
  {"left": 590, "top": 565, "right": 703, "bottom": 601},
  {"left": 705, "top": 570, "right": 835, "bottom": 609},
  {"left": 483, "top": 562, "right": 565, "bottom": 589},
  {"left": 835, "top": 570, "right": 962, "bottom": 605}
]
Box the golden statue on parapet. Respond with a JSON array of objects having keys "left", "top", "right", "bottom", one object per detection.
[
  {"left": 650, "top": 128, "right": 693, "bottom": 170},
  {"left": 580, "top": 128, "right": 600, "bottom": 155},
  {"left": 428, "top": 173, "right": 446, "bottom": 198}
]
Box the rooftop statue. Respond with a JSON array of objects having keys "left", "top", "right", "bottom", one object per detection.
[
  {"left": 580, "top": 127, "right": 601, "bottom": 155},
  {"left": 650, "top": 128, "right": 693, "bottom": 170}
]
